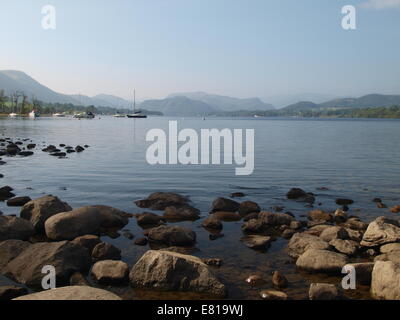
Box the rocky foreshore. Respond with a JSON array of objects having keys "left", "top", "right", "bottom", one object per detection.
[{"left": 0, "top": 187, "right": 400, "bottom": 301}]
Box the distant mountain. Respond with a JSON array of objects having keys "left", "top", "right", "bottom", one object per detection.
[
  {"left": 266, "top": 93, "right": 338, "bottom": 108},
  {"left": 168, "top": 91, "right": 275, "bottom": 111},
  {"left": 140, "top": 96, "right": 218, "bottom": 116},
  {"left": 283, "top": 101, "right": 319, "bottom": 111}
]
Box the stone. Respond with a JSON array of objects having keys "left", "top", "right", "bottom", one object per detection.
[
  {"left": 0, "top": 215, "right": 34, "bottom": 241},
  {"left": 129, "top": 250, "right": 226, "bottom": 297},
  {"left": 20, "top": 195, "right": 72, "bottom": 233},
  {"left": 238, "top": 201, "right": 260, "bottom": 216},
  {"left": 163, "top": 205, "right": 200, "bottom": 221},
  {"left": 210, "top": 197, "right": 239, "bottom": 213},
  {"left": 134, "top": 237, "right": 148, "bottom": 246},
  {"left": 335, "top": 198, "right": 354, "bottom": 206},
  {"left": 91, "top": 260, "right": 129, "bottom": 285},
  {"left": 71, "top": 235, "right": 101, "bottom": 253},
  {"left": 375, "top": 251, "right": 400, "bottom": 263},
  {"left": 308, "top": 209, "right": 333, "bottom": 222},
  {"left": 70, "top": 272, "right": 90, "bottom": 286},
  {"left": 92, "top": 242, "right": 121, "bottom": 262},
  {"left": 245, "top": 275, "right": 266, "bottom": 286},
  {"left": 272, "top": 271, "right": 288, "bottom": 288},
  {"left": 147, "top": 225, "right": 196, "bottom": 247},
  {"left": 296, "top": 249, "right": 348, "bottom": 273},
  {"left": 202, "top": 258, "right": 222, "bottom": 267},
  {"left": 287, "top": 233, "right": 331, "bottom": 259},
  {"left": 371, "top": 261, "right": 400, "bottom": 300},
  {"left": 6, "top": 196, "right": 32, "bottom": 207},
  {"left": 290, "top": 221, "right": 302, "bottom": 230},
  {"left": 136, "top": 212, "right": 165, "bottom": 226},
  {"left": 45, "top": 205, "right": 129, "bottom": 240},
  {"left": 360, "top": 216, "right": 400, "bottom": 247},
  {"left": 390, "top": 205, "right": 400, "bottom": 213},
  {"left": 0, "top": 286, "right": 28, "bottom": 300},
  {"left": 213, "top": 211, "right": 241, "bottom": 221},
  {"left": 0, "top": 240, "right": 31, "bottom": 271},
  {"left": 282, "top": 229, "right": 295, "bottom": 239},
  {"left": 320, "top": 226, "right": 349, "bottom": 242},
  {"left": 260, "top": 290, "right": 288, "bottom": 300},
  {"left": 13, "top": 286, "right": 121, "bottom": 300},
  {"left": 309, "top": 283, "right": 339, "bottom": 300},
  {"left": 202, "top": 216, "right": 223, "bottom": 230},
  {"left": 0, "top": 186, "right": 15, "bottom": 201},
  {"left": 329, "top": 239, "right": 359, "bottom": 256},
  {"left": 240, "top": 235, "right": 271, "bottom": 250},
  {"left": 259, "top": 211, "right": 294, "bottom": 226},
  {"left": 380, "top": 243, "right": 400, "bottom": 254},
  {"left": 230, "top": 192, "right": 245, "bottom": 198},
  {"left": 286, "top": 188, "right": 307, "bottom": 199},
  {"left": 135, "top": 192, "right": 188, "bottom": 210}
]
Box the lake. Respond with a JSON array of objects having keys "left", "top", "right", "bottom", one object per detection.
[{"left": 1, "top": 116, "right": 399, "bottom": 299}]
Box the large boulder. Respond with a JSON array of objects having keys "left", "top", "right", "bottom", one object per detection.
[
  {"left": 287, "top": 233, "right": 331, "bottom": 259},
  {"left": 91, "top": 260, "right": 129, "bottom": 285},
  {"left": 45, "top": 205, "right": 129, "bottom": 240},
  {"left": 0, "top": 216, "right": 34, "bottom": 241},
  {"left": 20, "top": 195, "right": 72, "bottom": 233},
  {"left": 371, "top": 261, "right": 400, "bottom": 300},
  {"left": 360, "top": 217, "right": 400, "bottom": 247},
  {"left": 320, "top": 226, "right": 349, "bottom": 242},
  {"left": 129, "top": 250, "right": 226, "bottom": 297},
  {"left": 13, "top": 286, "right": 121, "bottom": 300},
  {"left": 296, "top": 249, "right": 348, "bottom": 273},
  {"left": 2, "top": 241, "right": 91, "bottom": 288},
  {"left": 135, "top": 192, "right": 188, "bottom": 210},
  {"left": 238, "top": 201, "right": 260, "bottom": 216},
  {"left": 210, "top": 198, "right": 240, "bottom": 213},
  {"left": 147, "top": 225, "right": 196, "bottom": 247},
  {"left": 163, "top": 205, "right": 200, "bottom": 221},
  {"left": 0, "top": 240, "right": 31, "bottom": 271}
]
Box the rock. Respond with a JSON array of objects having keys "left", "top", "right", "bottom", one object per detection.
[
  {"left": 210, "top": 197, "right": 240, "bottom": 213},
  {"left": 240, "top": 235, "right": 271, "bottom": 250},
  {"left": 272, "top": 271, "right": 288, "bottom": 288},
  {"left": 75, "top": 145, "right": 85, "bottom": 152},
  {"left": 334, "top": 209, "right": 348, "bottom": 222},
  {"left": 335, "top": 198, "right": 354, "bottom": 206},
  {"left": 213, "top": 211, "right": 241, "bottom": 221},
  {"left": 45, "top": 205, "right": 129, "bottom": 240},
  {"left": 296, "top": 249, "right": 348, "bottom": 274},
  {"left": 163, "top": 205, "right": 200, "bottom": 221},
  {"left": 306, "top": 224, "right": 332, "bottom": 236},
  {"left": 26, "top": 144, "right": 36, "bottom": 149},
  {"left": 390, "top": 205, "right": 400, "bottom": 213},
  {"left": 375, "top": 251, "right": 400, "bottom": 263},
  {"left": 307, "top": 220, "right": 331, "bottom": 229},
  {"left": 260, "top": 290, "right": 288, "bottom": 300},
  {"left": 0, "top": 186, "right": 15, "bottom": 201},
  {"left": 42, "top": 145, "right": 57, "bottom": 152},
  {"left": 344, "top": 217, "right": 368, "bottom": 231},
  {"left": 286, "top": 188, "right": 307, "bottom": 199},
  {"left": 245, "top": 275, "right": 266, "bottom": 286},
  {"left": 0, "top": 240, "right": 31, "bottom": 271},
  {"left": 377, "top": 202, "right": 388, "bottom": 209},
  {"left": 13, "top": 286, "right": 121, "bottom": 300},
  {"left": 136, "top": 212, "right": 165, "bottom": 226},
  {"left": 18, "top": 151, "right": 34, "bottom": 157},
  {"left": 91, "top": 260, "right": 129, "bottom": 285},
  {"left": 282, "top": 229, "right": 295, "bottom": 239},
  {"left": 329, "top": 239, "right": 359, "bottom": 256},
  {"left": 134, "top": 237, "right": 148, "bottom": 246},
  {"left": 147, "top": 225, "right": 196, "bottom": 247},
  {"left": 202, "top": 216, "right": 223, "bottom": 230},
  {"left": 241, "top": 219, "right": 269, "bottom": 234},
  {"left": 287, "top": 233, "right": 331, "bottom": 259},
  {"left": 290, "top": 221, "right": 302, "bottom": 230},
  {"left": 308, "top": 209, "right": 333, "bottom": 222},
  {"left": 380, "top": 243, "right": 400, "bottom": 254},
  {"left": 20, "top": 195, "right": 72, "bottom": 233},
  {"left": 50, "top": 152, "right": 66, "bottom": 157},
  {"left": 259, "top": 211, "right": 294, "bottom": 226},
  {"left": 2, "top": 241, "right": 91, "bottom": 288},
  {"left": 360, "top": 216, "right": 400, "bottom": 247},
  {"left": 345, "top": 263, "right": 374, "bottom": 285},
  {"left": 0, "top": 216, "right": 34, "bottom": 241},
  {"left": 0, "top": 174, "right": 3, "bottom": 178},
  {"left": 71, "top": 235, "right": 101, "bottom": 253},
  {"left": 238, "top": 201, "right": 260, "bottom": 216},
  {"left": 6, "top": 196, "right": 32, "bottom": 207},
  {"left": 320, "top": 226, "right": 349, "bottom": 242},
  {"left": 371, "top": 261, "right": 400, "bottom": 300},
  {"left": 0, "top": 286, "right": 28, "bottom": 300},
  {"left": 129, "top": 250, "right": 226, "bottom": 297},
  {"left": 242, "top": 212, "right": 259, "bottom": 221},
  {"left": 345, "top": 228, "right": 364, "bottom": 242},
  {"left": 135, "top": 192, "right": 188, "bottom": 210},
  {"left": 123, "top": 231, "right": 134, "bottom": 240},
  {"left": 92, "top": 242, "right": 121, "bottom": 262},
  {"left": 309, "top": 283, "right": 339, "bottom": 300},
  {"left": 160, "top": 246, "right": 199, "bottom": 255},
  {"left": 202, "top": 258, "right": 222, "bottom": 267},
  {"left": 70, "top": 272, "right": 90, "bottom": 286},
  {"left": 230, "top": 192, "right": 245, "bottom": 198}
]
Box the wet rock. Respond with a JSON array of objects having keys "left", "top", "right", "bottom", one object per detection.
[
  {"left": 320, "top": 226, "right": 349, "bottom": 242},
  {"left": 2, "top": 241, "right": 91, "bottom": 289},
  {"left": 209, "top": 233, "right": 224, "bottom": 240},
  {"left": 260, "top": 290, "right": 288, "bottom": 300},
  {"left": 345, "top": 228, "right": 364, "bottom": 242},
  {"left": 334, "top": 209, "right": 348, "bottom": 222},
  {"left": 92, "top": 242, "right": 121, "bottom": 262},
  {"left": 286, "top": 188, "right": 307, "bottom": 199},
  {"left": 345, "top": 262, "right": 374, "bottom": 285},
  {"left": 0, "top": 240, "right": 31, "bottom": 271},
  {"left": 287, "top": 233, "right": 331, "bottom": 259},
  {"left": 91, "top": 260, "right": 129, "bottom": 285},
  {"left": 0, "top": 216, "right": 34, "bottom": 241},
  {"left": 241, "top": 235, "right": 271, "bottom": 250},
  {"left": 259, "top": 211, "right": 294, "bottom": 226},
  {"left": 390, "top": 205, "right": 400, "bottom": 213},
  {"left": 377, "top": 202, "right": 388, "bottom": 209},
  {"left": 371, "top": 261, "right": 400, "bottom": 300},
  {"left": 360, "top": 216, "right": 400, "bottom": 247},
  {"left": 135, "top": 192, "right": 189, "bottom": 210},
  {"left": 230, "top": 192, "right": 245, "bottom": 198},
  {"left": 70, "top": 272, "right": 90, "bottom": 286},
  {"left": 0, "top": 286, "right": 28, "bottom": 300},
  {"left": 50, "top": 152, "right": 66, "bottom": 157},
  {"left": 148, "top": 225, "right": 196, "bottom": 247},
  {"left": 246, "top": 275, "right": 266, "bottom": 286},
  {"left": 164, "top": 205, "right": 200, "bottom": 221},
  {"left": 66, "top": 149, "right": 76, "bottom": 154},
  {"left": 344, "top": 217, "right": 368, "bottom": 231},
  {"left": 238, "top": 201, "right": 260, "bottom": 216},
  {"left": 202, "top": 216, "right": 223, "bottom": 230},
  {"left": 329, "top": 239, "right": 359, "bottom": 256},
  {"left": 123, "top": 231, "right": 134, "bottom": 240},
  {"left": 242, "top": 212, "right": 259, "bottom": 221},
  {"left": 6, "top": 196, "right": 32, "bottom": 207},
  {"left": 307, "top": 220, "right": 331, "bottom": 229},
  {"left": 42, "top": 145, "right": 57, "bottom": 152},
  {"left": 0, "top": 174, "right": 3, "bottom": 178},
  {"left": 134, "top": 237, "right": 148, "bottom": 246},
  {"left": 213, "top": 211, "right": 241, "bottom": 221},
  {"left": 75, "top": 145, "right": 85, "bottom": 152},
  {"left": 335, "top": 198, "right": 354, "bottom": 206},
  {"left": 306, "top": 224, "right": 332, "bottom": 236},
  {"left": 136, "top": 212, "right": 165, "bottom": 226},
  {"left": 309, "top": 283, "right": 340, "bottom": 300},
  {"left": 290, "top": 221, "right": 302, "bottom": 230},
  {"left": 26, "top": 144, "right": 36, "bottom": 149},
  {"left": 380, "top": 243, "right": 400, "bottom": 254},
  {"left": 129, "top": 250, "right": 226, "bottom": 297},
  {"left": 0, "top": 186, "right": 15, "bottom": 201},
  {"left": 282, "top": 229, "right": 296, "bottom": 239},
  {"left": 375, "top": 251, "right": 400, "bottom": 263},
  {"left": 308, "top": 209, "right": 333, "bottom": 222},
  {"left": 13, "top": 286, "right": 121, "bottom": 300},
  {"left": 18, "top": 151, "right": 34, "bottom": 157},
  {"left": 45, "top": 205, "right": 129, "bottom": 240},
  {"left": 272, "top": 271, "right": 288, "bottom": 288},
  {"left": 202, "top": 258, "right": 223, "bottom": 267},
  {"left": 296, "top": 249, "right": 348, "bottom": 274},
  {"left": 71, "top": 235, "right": 102, "bottom": 253},
  {"left": 272, "top": 205, "right": 284, "bottom": 212},
  {"left": 210, "top": 197, "right": 240, "bottom": 213}
]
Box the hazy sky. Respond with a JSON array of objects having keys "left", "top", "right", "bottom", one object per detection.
[{"left": 0, "top": 0, "right": 399, "bottom": 100}]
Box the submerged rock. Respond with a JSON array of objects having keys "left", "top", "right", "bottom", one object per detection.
[
  {"left": 163, "top": 205, "right": 200, "bottom": 221},
  {"left": 238, "top": 201, "right": 260, "bottom": 216},
  {"left": 136, "top": 212, "right": 165, "bottom": 226},
  {"left": 335, "top": 198, "right": 354, "bottom": 206},
  {"left": 260, "top": 290, "right": 288, "bottom": 300},
  {"left": 129, "top": 250, "right": 226, "bottom": 298},
  {"left": 135, "top": 192, "right": 189, "bottom": 210},
  {"left": 390, "top": 205, "right": 400, "bottom": 213},
  {"left": 210, "top": 197, "right": 240, "bottom": 213},
  {"left": 147, "top": 225, "right": 196, "bottom": 247},
  {"left": 308, "top": 209, "right": 333, "bottom": 222},
  {"left": 272, "top": 271, "right": 288, "bottom": 288},
  {"left": 246, "top": 275, "right": 266, "bottom": 286},
  {"left": 202, "top": 215, "right": 223, "bottom": 230},
  {"left": 240, "top": 235, "right": 271, "bottom": 250},
  {"left": 213, "top": 211, "right": 241, "bottom": 221},
  {"left": 309, "top": 283, "right": 340, "bottom": 300}
]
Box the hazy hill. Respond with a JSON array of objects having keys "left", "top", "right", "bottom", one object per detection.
[
  {"left": 282, "top": 101, "right": 319, "bottom": 111},
  {"left": 266, "top": 93, "right": 338, "bottom": 108},
  {"left": 168, "top": 91, "right": 275, "bottom": 111},
  {"left": 140, "top": 96, "right": 217, "bottom": 116}
]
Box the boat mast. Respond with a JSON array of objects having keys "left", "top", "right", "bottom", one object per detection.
[{"left": 134, "top": 89, "right": 136, "bottom": 113}]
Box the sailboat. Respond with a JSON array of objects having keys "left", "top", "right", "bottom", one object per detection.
[{"left": 126, "top": 90, "right": 147, "bottom": 119}]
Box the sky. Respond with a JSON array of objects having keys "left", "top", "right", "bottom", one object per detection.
[{"left": 0, "top": 0, "right": 399, "bottom": 101}]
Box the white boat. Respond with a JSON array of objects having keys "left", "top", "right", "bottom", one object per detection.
[
  {"left": 126, "top": 89, "right": 147, "bottom": 119},
  {"left": 29, "top": 110, "right": 40, "bottom": 118},
  {"left": 113, "top": 112, "right": 126, "bottom": 118},
  {"left": 9, "top": 113, "right": 18, "bottom": 118},
  {"left": 53, "top": 113, "right": 66, "bottom": 117}
]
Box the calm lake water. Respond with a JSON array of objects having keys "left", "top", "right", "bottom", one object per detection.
[{"left": 1, "top": 116, "right": 399, "bottom": 299}]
